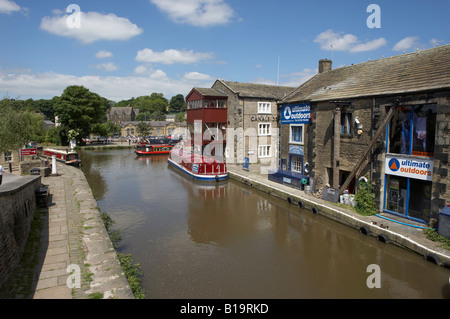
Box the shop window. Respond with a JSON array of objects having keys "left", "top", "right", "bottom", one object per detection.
[
  {"left": 289, "top": 124, "right": 304, "bottom": 144},
  {"left": 384, "top": 175, "right": 432, "bottom": 221},
  {"left": 388, "top": 104, "right": 436, "bottom": 157},
  {"left": 290, "top": 155, "right": 303, "bottom": 173}
]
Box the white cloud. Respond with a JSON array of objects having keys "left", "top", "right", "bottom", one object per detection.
[
  {"left": 91, "top": 62, "right": 119, "bottom": 72},
  {"left": 393, "top": 36, "right": 419, "bottom": 51},
  {"left": 135, "top": 48, "right": 213, "bottom": 64},
  {"left": 95, "top": 50, "right": 113, "bottom": 59},
  {"left": 0, "top": 69, "right": 213, "bottom": 102},
  {"left": 0, "top": 0, "right": 20, "bottom": 14},
  {"left": 149, "top": 0, "right": 235, "bottom": 27},
  {"left": 253, "top": 68, "right": 316, "bottom": 88},
  {"left": 40, "top": 10, "right": 143, "bottom": 44},
  {"left": 314, "top": 29, "right": 386, "bottom": 53},
  {"left": 182, "top": 71, "right": 213, "bottom": 81},
  {"left": 350, "top": 38, "right": 387, "bottom": 53}
]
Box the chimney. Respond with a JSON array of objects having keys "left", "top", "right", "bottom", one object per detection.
[{"left": 319, "top": 59, "right": 332, "bottom": 74}]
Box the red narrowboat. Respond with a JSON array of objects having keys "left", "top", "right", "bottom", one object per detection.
[
  {"left": 168, "top": 143, "right": 228, "bottom": 182},
  {"left": 135, "top": 144, "right": 173, "bottom": 156},
  {"left": 42, "top": 148, "right": 82, "bottom": 167}
]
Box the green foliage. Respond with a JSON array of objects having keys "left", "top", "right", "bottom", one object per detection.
[
  {"left": 354, "top": 180, "right": 377, "bottom": 216},
  {"left": 136, "top": 122, "right": 151, "bottom": 137},
  {"left": 169, "top": 94, "right": 186, "bottom": 113},
  {"left": 117, "top": 253, "right": 146, "bottom": 299},
  {"left": 0, "top": 99, "right": 46, "bottom": 152},
  {"left": 424, "top": 228, "right": 450, "bottom": 250},
  {"left": 54, "top": 85, "right": 108, "bottom": 145},
  {"left": 99, "top": 211, "right": 145, "bottom": 299},
  {"left": 175, "top": 112, "right": 186, "bottom": 123},
  {"left": 44, "top": 126, "right": 61, "bottom": 145}
]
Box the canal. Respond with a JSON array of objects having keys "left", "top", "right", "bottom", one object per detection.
[{"left": 80, "top": 147, "right": 449, "bottom": 299}]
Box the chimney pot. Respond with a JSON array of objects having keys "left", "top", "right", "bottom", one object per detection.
[{"left": 319, "top": 59, "right": 332, "bottom": 74}]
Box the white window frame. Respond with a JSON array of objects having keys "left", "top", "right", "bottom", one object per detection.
[
  {"left": 290, "top": 155, "right": 303, "bottom": 173},
  {"left": 258, "top": 145, "right": 271, "bottom": 158},
  {"left": 289, "top": 124, "right": 304, "bottom": 145},
  {"left": 258, "top": 123, "right": 271, "bottom": 136},
  {"left": 258, "top": 102, "right": 271, "bottom": 114}
]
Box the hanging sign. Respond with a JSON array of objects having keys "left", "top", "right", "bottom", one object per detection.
[
  {"left": 281, "top": 103, "right": 311, "bottom": 124},
  {"left": 385, "top": 154, "right": 433, "bottom": 181}
]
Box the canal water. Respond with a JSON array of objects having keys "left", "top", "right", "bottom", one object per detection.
[{"left": 80, "top": 148, "right": 449, "bottom": 299}]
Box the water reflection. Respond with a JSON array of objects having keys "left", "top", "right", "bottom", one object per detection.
[{"left": 80, "top": 148, "right": 450, "bottom": 299}]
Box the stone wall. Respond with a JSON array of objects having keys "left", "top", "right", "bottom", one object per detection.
[
  {"left": 309, "top": 91, "right": 450, "bottom": 221},
  {"left": 0, "top": 175, "right": 41, "bottom": 290}
]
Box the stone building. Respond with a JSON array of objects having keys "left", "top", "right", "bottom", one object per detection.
[
  {"left": 120, "top": 121, "right": 186, "bottom": 138},
  {"left": 211, "top": 80, "right": 295, "bottom": 166},
  {"left": 107, "top": 106, "right": 136, "bottom": 124},
  {"left": 278, "top": 44, "right": 450, "bottom": 225}
]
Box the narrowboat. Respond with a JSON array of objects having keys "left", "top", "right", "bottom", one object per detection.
[
  {"left": 167, "top": 144, "right": 228, "bottom": 182},
  {"left": 135, "top": 144, "right": 173, "bottom": 156},
  {"left": 42, "top": 148, "right": 82, "bottom": 167}
]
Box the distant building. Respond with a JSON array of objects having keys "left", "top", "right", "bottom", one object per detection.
[
  {"left": 107, "top": 106, "right": 136, "bottom": 124},
  {"left": 120, "top": 121, "right": 186, "bottom": 138}
]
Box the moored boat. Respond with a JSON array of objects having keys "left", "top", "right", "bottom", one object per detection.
[
  {"left": 168, "top": 143, "right": 228, "bottom": 182},
  {"left": 42, "top": 148, "right": 82, "bottom": 167},
  {"left": 135, "top": 144, "right": 173, "bottom": 156}
]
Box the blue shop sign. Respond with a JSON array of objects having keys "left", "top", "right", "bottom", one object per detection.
[
  {"left": 289, "top": 145, "right": 304, "bottom": 155},
  {"left": 281, "top": 103, "right": 311, "bottom": 124}
]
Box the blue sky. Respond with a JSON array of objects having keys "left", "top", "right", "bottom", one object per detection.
[{"left": 0, "top": 0, "right": 449, "bottom": 102}]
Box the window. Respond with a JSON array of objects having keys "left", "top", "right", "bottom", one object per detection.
[
  {"left": 4, "top": 151, "right": 12, "bottom": 162},
  {"left": 258, "top": 102, "right": 271, "bottom": 114},
  {"left": 289, "top": 124, "right": 304, "bottom": 144},
  {"left": 341, "top": 112, "right": 352, "bottom": 135},
  {"left": 258, "top": 123, "right": 271, "bottom": 136},
  {"left": 388, "top": 104, "right": 436, "bottom": 157},
  {"left": 258, "top": 145, "right": 271, "bottom": 158},
  {"left": 290, "top": 155, "right": 303, "bottom": 173}
]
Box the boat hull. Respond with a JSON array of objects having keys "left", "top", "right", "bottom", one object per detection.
[
  {"left": 168, "top": 157, "right": 228, "bottom": 182},
  {"left": 135, "top": 150, "right": 171, "bottom": 156}
]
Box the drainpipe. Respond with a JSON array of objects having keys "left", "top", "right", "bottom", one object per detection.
[
  {"left": 370, "top": 97, "right": 375, "bottom": 182},
  {"left": 333, "top": 107, "right": 341, "bottom": 189}
]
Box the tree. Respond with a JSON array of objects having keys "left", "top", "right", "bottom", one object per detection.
[
  {"left": 169, "top": 94, "right": 186, "bottom": 113},
  {"left": 54, "top": 85, "right": 108, "bottom": 145},
  {"left": 136, "top": 122, "right": 152, "bottom": 137},
  {"left": 0, "top": 98, "right": 46, "bottom": 153},
  {"left": 175, "top": 112, "right": 186, "bottom": 123}
]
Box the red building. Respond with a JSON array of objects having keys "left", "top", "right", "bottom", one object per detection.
[{"left": 185, "top": 88, "right": 228, "bottom": 154}]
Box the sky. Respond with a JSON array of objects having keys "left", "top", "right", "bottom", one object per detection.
[{"left": 0, "top": 0, "right": 449, "bottom": 102}]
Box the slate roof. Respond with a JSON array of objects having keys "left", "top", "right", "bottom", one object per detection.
[
  {"left": 216, "top": 80, "right": 296, "bottom": 100},
  {"left": 121, "top": 121, "right": 175, "bottom": 127},
  {"left": 282, "top": 44, "right": 450, "bottom": 104},
  {"left": 192, "top": 87, "right": 228, "bottom": 97}
]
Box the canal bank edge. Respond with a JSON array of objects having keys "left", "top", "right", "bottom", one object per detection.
[
  {"left": 37, "top": 163, "right": 134, "bottom": 299},
  {"left": 226, "top": 164, "right": 450, "bottom": 268}
]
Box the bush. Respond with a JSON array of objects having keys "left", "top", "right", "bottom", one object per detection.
[{"left": 354, "top": 180, "right": 377, "bottom": 216}]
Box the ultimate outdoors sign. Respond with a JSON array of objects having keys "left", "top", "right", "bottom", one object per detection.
[{"left": 280, "top": 103, "right": 311, "bottom": 124}]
